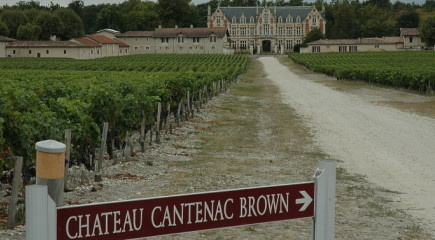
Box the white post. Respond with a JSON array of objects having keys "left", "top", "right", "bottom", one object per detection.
[
  {"left": 313, "top": 160, "right": 336, "bottom": 240},
  {"left": 26, "top": 185, "right": 56, "bottom": 240}
]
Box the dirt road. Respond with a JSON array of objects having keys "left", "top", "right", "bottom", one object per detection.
[{"left": 259, "top": 56, "right": 435, "bottom": 235}]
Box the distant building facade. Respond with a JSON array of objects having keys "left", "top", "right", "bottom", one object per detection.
[
  {"left": 400, "top": 28, "right": 424, "bottom": 49},
  {"left": 207, "top": 4, "right": 326, "bottom": 53},
  {"left": 117, "top": 27, "right": 230, "bottom": 55}
]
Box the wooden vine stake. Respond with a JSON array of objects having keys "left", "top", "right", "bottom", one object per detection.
[
  {"left": 95, "top": 122, "right": 108, "bottom": 182},
  {"left": 177, "top": 101, "right": 182, "bottom": 127},
  {"left": 165, "top": 103, "right": 171, "bottom": 139},
  {"left": 7, "top": 156, "right": 23, "bottom": 228},
  {"left": 187, "top": 91, "right": 191, "bottom": 120},
  {"left": 64, "top": 129, "right": 71, "bottom": 191},
  {"left": 112, "top": 139, "right": 118, "bottom": 164},
  {"left": 140, "top": 111, "right": 146, "bottom": 152},
  {"left": 156, "top": 102, "right": 162, "bottom": 144},
  {"left": 123, "top": 131, "right": 131, "bottom": 161}
]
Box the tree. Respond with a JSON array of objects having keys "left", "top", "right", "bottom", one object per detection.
[
  {"left": 157, "top": 0, "right": 191, "bottom": 28},
  {"left": 303, "top": 28, "right": 325, "bottom": 45},
  {"left": 396, "top": 9, "right": 420, "bottom": 29},
  {"left": 35, "top": 11, "right": 64, "bottom": 40},
  {"left": 0, "top": 22, "right": 9, "bottom": 36},
  {"left": 423, "top": 0, "right": 435, "bottom": 11},
  {"left": 0, "top": 9, "right": 28, "bottom": 38},
  {"left": 419, "top": 16, "right": 435, "bottom": 47},
  {"left": 17, "top": 23, "right": 41, "bottom": 40},
  {"left": 55, "top": 8, "right": 84, "bottom": 40},
  {"left": 124, "top": 2, "right": 158, "bottom": 31},
  {"left": 68, "top": 0, "right": 84, "bottom": 17},
  {"left": 95, "top": 4, "right": 122, "bottom": 31},
  {"left": 82, "top": 4, "right": 106, "bottom": 34}
]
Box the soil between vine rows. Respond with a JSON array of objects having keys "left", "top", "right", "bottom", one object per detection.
[{"left": 0, "top": 58, "right": 433, "bottom": 239}]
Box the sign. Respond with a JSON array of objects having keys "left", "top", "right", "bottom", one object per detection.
[{"left": 57, "top": 182, "right": 314, "bottom": 240}]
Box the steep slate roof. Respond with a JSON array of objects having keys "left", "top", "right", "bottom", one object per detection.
[
  {"left": 117, "top": 31, "right": 154, "bottom": 37},
  {"left": 219, "top": 6, "right": 319, "bottom": 23},
  {"left": 87, "top": 34, "right": 120, "bottom": 44},
  {"left": 400, "top": 28, "right": 419, "bottom": 37},
  {"left": 73, "top": 38, "right": 102, "bottom": 47},
  {"left": 153, "top": 28, "right": 227, "bottom": 38},
  {"left": 308, "top": 37, "right": 404, "bottom": 45},
  {"left": 7, "top": 41, "right": 84, "bottom": 48}
]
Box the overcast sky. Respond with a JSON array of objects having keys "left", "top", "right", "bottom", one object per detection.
[{"left": 0, "top": 0, "right": 426, "bottom": 7}]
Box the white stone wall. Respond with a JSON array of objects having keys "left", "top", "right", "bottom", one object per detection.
[{"left": 0, "top": 42, "right": 7, "bottom": 57}]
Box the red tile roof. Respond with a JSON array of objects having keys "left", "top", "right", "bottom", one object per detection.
[
  {"left": 400, "top": 28, "right": 419, "bottom": 37},
  {"left": 117, "top": 31, "right": 154, "bottom": 37},
  {"left": 153, "top": 28, "right": 227, "bottom": 38},
  {"left": 87, "top": 34, "right": 120, "bottom": 44},
  {"left": 74, "top": 38, "right": 101, "bottom": 47},
  {"left": 7, "top": 41, "right": 83, "bottom": 48},
  {"left": 0, "top": 36, "right": 15, "bottom": 42},
  {"left": 112, "top": 38, "right": 129, "bottom": 47}
]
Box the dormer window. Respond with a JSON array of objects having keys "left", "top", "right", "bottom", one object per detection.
[
  {"left": 210, "top": 35, "right": 217, "bottom": 43},
  {"left": 312, "top": 15, "right": 317, "bottom": 23},
  {"left": 177, "top": 35, "right": 184, "bottom": 43},
  {"left": 216, "top": 16, "right": 221, "bottom": 24},
  {"left": 296, "top": 16, "right": 301, "bottom": 23},
  {"left": 240, "top": 16, "right": 246, "bottom": 24},
  {"left": 287, "top": 15, "right": 293, "bottom": 23},
  {"left": 264, "top": 14, "right": 269, "bottom": 24},
  {"left": 250, "top": 17, "right": 255, "bottom": 23},
  {"left": 278, "top": 17, "right": 283, "bottom": 23},
  {"left": 232, "top": 17, "right": 236, "bottom": 23}
]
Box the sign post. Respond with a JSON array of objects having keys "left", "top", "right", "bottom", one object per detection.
[
  {"left": 25, "top": 160, "right": 336, "bottom": 240},
  {"left": 313, "top": 160, "right": 336, "bottom": 240}
]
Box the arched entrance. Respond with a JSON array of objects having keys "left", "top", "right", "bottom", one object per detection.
[{"left": 262, "top": 40, "right": 271, "bottom": 53}]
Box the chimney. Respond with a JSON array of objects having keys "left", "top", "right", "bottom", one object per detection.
[
  {"left": 190, "top": 25, "right": 193, "bottom": 28},
  {"left": 175, "top": 25, "right": 178, "bottom": 28},
  {"left": 256, "top": 3, "right": 259, "bottom": 14}
]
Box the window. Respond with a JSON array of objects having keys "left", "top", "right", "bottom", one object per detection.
[
  {"left": 177, "top": 36, "right": 184, "bottom": 43},
  {"left": 193, "top": 37, "right": 200, "bottom": 43},
  {"left": 240, "top": 17, "right": 246, "bottom": 24},
  {"left": 263, "top": 25, "right": 270, "bottom": 35},
  {"left": 240, "top": 27, "right": 246, "bottom": 36},
  {"left": 161, "top": 37, "right": 169, "bottom": 43},
  {"left": 231, "top": 28, "right": 237, "bottom": 36},
  {"left": 312, "top": 46, "right": 320, "bottom": 53},
  {"left": 278, "top": 17, "right": 283, "bottom": 23},
  {"left": 91, "top": 50, "right": 93, "bottom": 54},
  {"left": 210, "top": 35, "right": 216, "bottom": 42},
  {"left": 296, "top": 27, "right": 302, "bottom": 35},
  {"left": 286, "top": 27, "right": 292, "bottom": 35},
  {"left": 64, "top": 50, "right": 67, "bottom": 54},
  {"left": 146, "top": 46, "right": 150, "bottom": 50},
  {"left": 286, "top": 40, "right": 293, "bottom": 50},
  {"left": 46, "top": 50, "right": 49, "bottom": 54},
  {"left": 264, "top": 14, "right": 269, "bottom": 24},
  {"left": 231, "top": 41, "right": 237, "bottom": 49},
  {"left": 232, "top": 17, "right": 236, "bottom": 23},
  {"left": 97, "top": 50, "right": 100, "bottom": 54},
  {"left": 250, "top": 27, "right": 255, "bottom": 35},
  {"left": 13, "top": 50, "right": 15, "bottom": 54},
  {"left": 312, "top": 16, "right": 317, "bottom": 24},
  {"left": 125, "top": 49, "right": 128, "bottom": 53},
  {"left": 278, "top": 27, "right": 283, "bottom": 35},
  {"left": 375, "top": 44, "right": 379, "bottom": 48},
  {"left": 409, "top": 37, "right": 413, "bottom": 43},
  {"left": 29, "top": 50, "right": 32, "bottom": 54},
  {"left": 240, "top": 40, "right": 247, "bottom": 50},
  {"left": 216, "top": 16, "right": 221, "bottom": 24},
  {"left": 250, "top": 17, "right": 255, "bottom": 23},
  {"left": 296, "top": 16, "right": 301, "bottom": 23},
  {"left": 349, "top": 46, "right": 358, "bottom": 52},
  {"left": 339, "top": 46, "right": 347, "bottom": 52},
  {"left": 135, "top": 47, "right": 139, "bottom": 50},
  {"left": 287, "top": 16, "right": 293, "bottom": 23},
  {"left": 296, "top": 39, "right": 302, "bottom": 45}
]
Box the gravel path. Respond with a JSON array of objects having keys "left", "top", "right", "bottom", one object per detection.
[{"left": 259, "top": 56, "right": 435, "bottom": 235}]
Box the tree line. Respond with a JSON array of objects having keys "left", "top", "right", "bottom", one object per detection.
[{"left": 0, "top": 0, "right": 434, "bottom": 43}]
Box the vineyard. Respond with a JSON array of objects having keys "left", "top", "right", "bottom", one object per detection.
[
  {"left": 0, "top": 54, "right": 248, "bottom": 179},
  {"left": 290, "top": 51, "right": 435, "bottom": 93}
]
